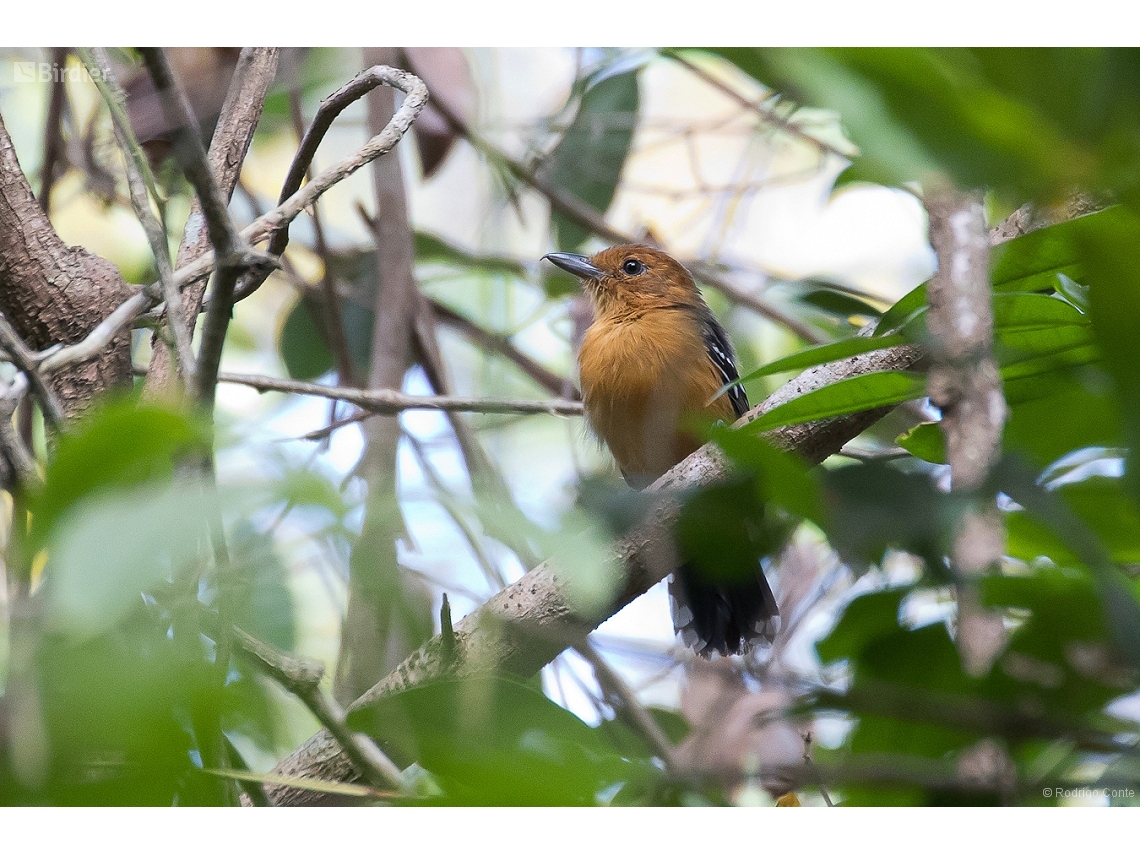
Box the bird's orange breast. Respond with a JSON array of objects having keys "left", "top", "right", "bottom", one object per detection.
[{"left": 579, "top": 311, "right": 734, "bottom": 489}]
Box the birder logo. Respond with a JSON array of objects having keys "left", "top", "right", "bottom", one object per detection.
[{"left": 11, "top": 61, "right": 108, "bottom": 85}]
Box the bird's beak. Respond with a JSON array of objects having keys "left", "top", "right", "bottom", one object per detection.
[{"left": 543, "top": 252, "right": 603, "bottom": 280}]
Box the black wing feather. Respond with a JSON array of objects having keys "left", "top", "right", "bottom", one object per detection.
[{"left": 700, "top": 313, "right": 749, "bottom": 419}]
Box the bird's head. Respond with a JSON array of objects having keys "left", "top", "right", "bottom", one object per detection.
[{"left": 543, "top": 244, "right": 703, "bottom": 318}]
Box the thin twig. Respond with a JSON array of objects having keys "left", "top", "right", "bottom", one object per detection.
[
  {"left": 217, "top": 370, "right": 583, "bottom": 417},
  {"left": 0, "top": 313, "right": 64, "bottom": 426},
  {"left": 574, "top": 640, "right": 676, "bottom": 770},
  {"left": 666, "top": 52, "right": 849, "bottom": 161},
  {"left": 218, "top": 65, "right": 429, "bottom": 305},
  {"left": 138, "top": 47, "right": 266, "bottom": 409},
  {"left": 288, "top": 87, "right": 356, "bottom": 387},
  {"left": 0, "top": 375, "right": 38, "bottom": 489},
  {"left": 79, "top": 47, "right": 197, "bottom": 391},
  {"left": 233, "top": 626, "right": 407, "bottom": 795},
  {"left": 426, "top": 92, "right": 824, "bottom": 344},
  {"left": 431, "top": 298, "right": 578, "bottom": 399},
  {"left": 38, "top": 290, "right": 150, "bottom": 374},
  {"left": 38, "top": 47, "right": 68, "bottom": 213}
]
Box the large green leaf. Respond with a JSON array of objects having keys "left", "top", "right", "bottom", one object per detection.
[
  {"left": 347, "top": 676, "right": 642, "bottom": 805},
  {"left": 543, "top": 69, "right": 640, "bottom": 250},
  {"left": 29, "top": 399, "right": 208, "bottom": 551},
  {"left": 744, "top": 370, "right": 927, "bottom": 434}
]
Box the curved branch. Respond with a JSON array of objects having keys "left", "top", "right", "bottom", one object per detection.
[{"left": 264, "top": 337, "right": 923, "bottom": 805}]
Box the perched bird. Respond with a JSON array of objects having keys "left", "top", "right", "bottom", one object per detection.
[{"left": 544, "top": 244, "right": 779, "bottom": 656}]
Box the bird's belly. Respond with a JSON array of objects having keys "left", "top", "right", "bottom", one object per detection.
[{"left": 581, "top": 369, "right": 703, "bottom": 489}]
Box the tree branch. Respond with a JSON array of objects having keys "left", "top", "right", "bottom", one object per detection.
[
  {"left": 234, "top": 627, "right": 406, "bottom": 795},
  {"left": 79, "top": 47, "right": 197, "bottom": 391},
  {"left": 924, "top": 189, "right": 1007, "bottom": 678},
  {"left": 143, "top": 46, "right": 280, "bottom": 400},
  {"left": 426, "top": 93, "right": 825, "bottom": 344},
  {"left": 216, "top": 370, "right": 583, "bottom": 416},
  {"left": 263, "top": 337, "right": 923, "bottom": 805}
]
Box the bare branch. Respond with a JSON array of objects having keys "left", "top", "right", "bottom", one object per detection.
[
  {"left": 143, "top": 46, "right": 280, "bottom": 400},
  {"left": 234, "top": 627, "right": 406, "bottom": 795},
  {"left": 37, "top": 47, "right": 68, "bottom": 213},
  {"left": 217, "top": 371, "right": 582, "bottom": 416},
  {"left": 168, "top": 66, "right": 429, "bottom": 300},
  {"left": 0, "top": 313, "right": 64, "bottom": 426},
  {"left": 138, "top": 47, "right": 270, "bottom": 410},
  {"left": 924, "top": 188, "right": 1007, "bottom": 678},
  {"left": 574, "top": 640, "right": 676, "bottom": 770},
  {"left": 426, "top": 93, "right": 824, "bottom": 344},
  {"left": 38, "top": 291, "right": 150, "bottom": 375},
  {"left": 79, "top": 47, "right": 197, "bottom": 391}
]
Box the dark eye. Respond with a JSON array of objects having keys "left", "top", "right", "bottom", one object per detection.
[{"left": 622, "top": 259, "right": 645, "bottom": 275}]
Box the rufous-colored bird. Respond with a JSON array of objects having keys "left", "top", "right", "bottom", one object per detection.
[{"left": 544, "top": 244, "right": 778, "bottom": 656}]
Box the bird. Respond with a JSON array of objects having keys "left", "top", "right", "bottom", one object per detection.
[{"left": 544, "top": 244, "right": 779, "bottom": 657}]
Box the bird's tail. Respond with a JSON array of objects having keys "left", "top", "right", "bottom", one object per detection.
[{"left": 668, "top": 563, "right": 780, "bottom": 657}]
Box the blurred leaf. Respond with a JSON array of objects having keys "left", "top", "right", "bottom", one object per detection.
[
  {"left": 29, "top": 399, "right": 207, "bottom": 551},
  {"left": 43, "top": 480, "right": 216, "bottom": 641},
  {"left": 676, "top": 473, "right": 791, "bottom": 586},
  {"left": 710, "top": 49, "right": 1140, "bottom": 204},
  {"left": 348, "top": 676, "right": 638, "bottom": 805},
  {"left": 993, "top": 456, "right": 1140, "bottom": 668},
  {"left": 415, "top": 231, "right": 526, "bottom": 277},
  {"left": 228, "top": 522, "right": 296, "bottom": 653},
  {"left": 1080, "top": 207, "right": 1140, "bottom": 506},
  {"left": 404, "top": 47, "right": 476, "bottom": 179},
  {"left": 822, "top": 462, "right": 957, "bottom": 571},
  {"left": 544, "top": 69, "right": 640, "bottom": 250},
  {"left": 711, "top": 426, "right": 824, "bottom": 525},
  {"left": 816, "top": 587, "right": 910, "bottom": 664},
  {"left": 279, "top": 297, "right": 336, "bottom": 381},
  {"left": 745, "top": 371, "right": 927, "bottom": 435},
  {"left": 796, "top": 288, "right": 884, "bottom": 319},
  {"left": 896, "top": 422, "right": 945, "bottom": 464}
]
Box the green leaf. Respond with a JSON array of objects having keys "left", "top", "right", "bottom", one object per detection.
[
  {"left": 711, "top": 426, "right": 824, "bottom": 525},
  {"left": 822, "top": 462, "right": 957, "bottom": 571},
  {"left": 896, "top": 422, "right": 945, "bottom": 464},
  {"left": 737, "top": 333, "right": 908, "bottom": 383},
  {"left": 544, "top": 69, "right": 640, "bottom": 250},
  {"left": 797, "top": 288, "right": 884, "bottom": 319},
  {"left": 279, "top": 297, "right": 336, "bottom": 381},
  {"left": 1080, "top": 207, "right": 1140, "bottom": 506},
  {"left": 29, "top": 399, "right": 208, "bottom": 550},
  {"left": 993, "top": 456, "right": 1140, "bottom": 668},
  {"left": 744, "top": 371, "right": 927, "bottom": 434},
  {"left": 43, "top": 480, "right": 218, "bottom": 641},
  {"left": 816, "top": 587, "right": 910, "bottom": 664},
  {"left": 347, "top": 676, "right": 634, "bottom": 805}
]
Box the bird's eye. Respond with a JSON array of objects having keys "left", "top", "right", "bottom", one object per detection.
[{"left": 622, "top": 259, "right": 645, "bottom": 275}]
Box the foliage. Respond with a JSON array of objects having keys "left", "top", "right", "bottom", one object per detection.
[{"left": 5, "top": 47, "right": 1140, "bottom": 808}]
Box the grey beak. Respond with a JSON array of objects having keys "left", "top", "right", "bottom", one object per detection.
[{"left": 543, "top": 252, "right": 603, "bottom": 280}]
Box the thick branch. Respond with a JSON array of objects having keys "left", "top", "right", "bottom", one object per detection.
[
  {"left": 924, "top": 189, "right": 1007, "bottom": 678},
  {"left": 143, "top": 46, "right": 280, "bottom": 400},
  {"left": 264, "top": 338, "right": 922, "bottom": 805},
  {"left": 0, "top": 112, "right": 132, "bottom": 417}
]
